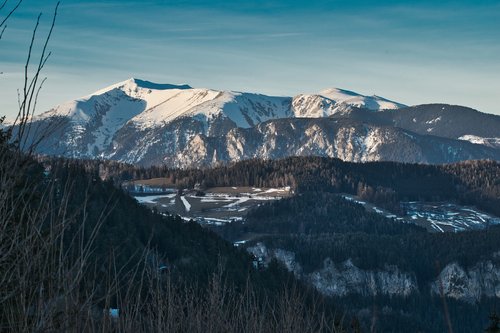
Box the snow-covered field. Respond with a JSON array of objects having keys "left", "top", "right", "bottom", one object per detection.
[
  {"left": 401, "top": 202, "right": 500, "bottom": 232},
  {"left": 133, "top": 186, "right": 291, "bottom": 225},
  {"left": 134, "top": 194, "right": 176, "bottom": 204},
  {"left": 341, "top": 194, "right": 500, "bottom": 232},
  {"left": 134, "top": 189, "right": 500, "bottom": 233}
]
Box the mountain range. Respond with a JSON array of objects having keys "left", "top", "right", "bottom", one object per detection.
[{"left": 26, "top": 78, "right": 500, "bottom": 167}]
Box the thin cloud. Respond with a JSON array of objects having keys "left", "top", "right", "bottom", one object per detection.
[{"left": 174, "top": 32, "right": 307, "bottom": 41}]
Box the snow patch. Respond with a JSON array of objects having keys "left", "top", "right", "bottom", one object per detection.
[
  {"left": 180, "top": 196, "right": 191, "bottom": 212},
  {"left": 134, "top": 194, "right": 174, "bottom": 204},
  {"left": 459, "top": 135, "right": 500, "bottom": 148}
]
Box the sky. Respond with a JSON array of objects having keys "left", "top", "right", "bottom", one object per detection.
[{"left": 1, "top": 0, "right": 500, "bottom": 118}]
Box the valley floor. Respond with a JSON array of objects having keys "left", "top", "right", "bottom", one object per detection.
[
  {"left": 133, "top": 186, "right": 292, "bottom": 226},
  {"left": 133, "top": 185, "right": 500, "bottom": 233}
]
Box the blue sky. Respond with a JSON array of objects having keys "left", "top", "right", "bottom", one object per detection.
[{"left": 1, "top": 0, "right": 500, "bottom": 118}]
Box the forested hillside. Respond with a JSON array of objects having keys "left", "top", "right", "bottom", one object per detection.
[
  {"left": 214, "top": 188, "right": 500, "bottom": 332},
  {"left": 30, "top": 156, "right": 500, "bottom": 332},
  {"left": 1, "top": 133, "right": 344, "bottom": 332},
  {"left": 86, "top": 156, "right": 500, "bottom": 216},
  {"left": 100, "top": 156, "right": 500, "bottom": 332}
]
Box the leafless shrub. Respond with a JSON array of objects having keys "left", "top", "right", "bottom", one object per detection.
[{"left": 104, "top": 254, "right": 347, "bottom": 333}]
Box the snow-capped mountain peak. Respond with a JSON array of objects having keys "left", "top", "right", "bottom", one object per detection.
[
  {"left": 92, "top": 78, "right": 192, "bottom": 97},
  {"left": 38, "top": 79, "right": 191, "bottom": 120},
  {"left": 319, "top": 87, "right": 361, "bottom": 99},
  {"left": 38, "top": 80, "right": 405, "bottom": 127},
  {"left": 318, "top": 87, "right": 404, "bottom": 111},
  {"left": 290, "top": 87, "right": 405, "bottom": 118}
]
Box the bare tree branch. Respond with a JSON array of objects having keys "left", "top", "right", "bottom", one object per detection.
[
  {"left": 12, "top": 1, "right": 59, "bottom": 152},
  {"left": 0, "top": 24, "right": 6, "bottom": 39},
  {"left": 0, "top": 0, "right": 22, "bottom": 33},
  {"left": 0, "top": 1, "right": 9, "bottom": 12}
]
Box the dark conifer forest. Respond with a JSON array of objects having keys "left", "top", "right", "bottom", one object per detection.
[
  {"left": 2, "top": 138, "right": 347, "bottom": 331},
  {"left": 60, "top": 156, "right": 500, "bottom": 332}
]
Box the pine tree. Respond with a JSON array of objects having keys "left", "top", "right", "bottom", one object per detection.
[{"left": 485, "top": 311, "right": 500, "bottom": 333}]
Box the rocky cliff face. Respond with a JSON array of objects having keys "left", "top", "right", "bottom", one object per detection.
[
  {"left": 432, "top": 261, "right": 500, "bottom": 302},
  {"left": 308, "top": 258, "right": 417, "bottom": 297},
  {"left": 248, "top": 242, "right": 500, "bottom": 301},
  {"left": 247, "top": 242, "right": 417, "bottom": 298},
  {"left": 219, "top": 118, "right": 500, "bottom": 167}
]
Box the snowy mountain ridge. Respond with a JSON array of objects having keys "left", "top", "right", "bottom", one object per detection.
[
  {"left": 38, "top": 78, "right": 403, "bottom": 129},
  {"left": 25, "top": 78, "right": 500, "bottom": 167}
]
